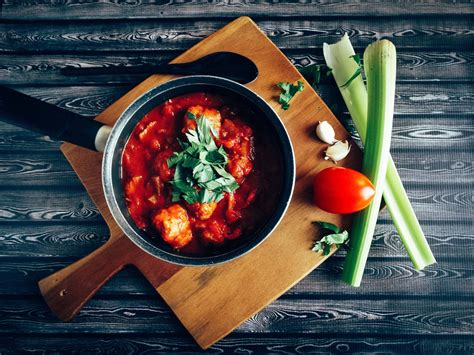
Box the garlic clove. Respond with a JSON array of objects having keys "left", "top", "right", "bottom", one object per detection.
[
  {"left": 324, "top": 140, "right": 351, "bottom": 163},
  {"left": 316, "top": 121, "right": 337, "bottom": 144}
]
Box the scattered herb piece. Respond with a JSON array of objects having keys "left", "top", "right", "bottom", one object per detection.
[
  {"left": 298, "top": 65, "right": 321, "bottom": 88},
  {"left": 351, "top": 54, "right": 361, "bottom": 66},
  {"left": 311, "top": 221, "right": 349, "bottom": 256},
  {"left": 277, "top": 81, "right": 304, "bottom": 110},
  {"left": 298, "top": 64, "right": 333, "bottom": 89},
  {"left": 340, "top": 54, "right": 362, "bottom": 88},
  {"left": 167, "top": 116, "right": 239, "bottom": 204},
  {"left": 313, "top": 221, "right": 341, "bottom": 233}
]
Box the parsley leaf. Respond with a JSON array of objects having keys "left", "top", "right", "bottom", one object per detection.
[
  {"left": 298, "top": 65, "right": 321, "bottom": 88},
  {"left": 340, "top": 54, "right": 363, "bottom": 88},
  {"left": 311, "top": 221, "right": 349, "bottom": 256},
  {"left": 298, "top": 64, "right": 333, "bottom": 89},
  {"left": 312, "top": 221, "right": 341, "bottom": 233},
  {"left": 351, "top": 54, "right": 361, "bottom": 66},
  {"left": 167, "top": 115, "right": 239, "bottom": 204},
  {"left": 277, "top": 81, "right": 304, "bottom": 110}
]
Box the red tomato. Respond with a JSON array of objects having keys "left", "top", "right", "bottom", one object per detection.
[{"left": 313, "top": 167, "right": 375, "bottom": 214}]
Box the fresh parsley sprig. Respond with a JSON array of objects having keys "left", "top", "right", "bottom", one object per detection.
[
  {"left": 311, "top": 221, "right": 349, "bottom": 256},
  {"left": 167, "top": 114, "right": 239, "bottom": 204},
  {"left": 277, "top": 81, "right": 304, "bottom": 110}
]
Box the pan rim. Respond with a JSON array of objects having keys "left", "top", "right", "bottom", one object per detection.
[{"left": 102, "top": 75, "right": 295, "bottom": 266}]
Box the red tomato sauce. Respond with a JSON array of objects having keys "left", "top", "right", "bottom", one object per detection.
[{"left": 121, "top": 92, "right": 262, "bottom": 255}]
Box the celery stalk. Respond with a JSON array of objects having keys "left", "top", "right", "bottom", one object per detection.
[
  {"left": 324, "top": 34, "right": 436, "bottom": 271},
  {"left": 341, "top": 40, "right": 396, "bottom": 286}
]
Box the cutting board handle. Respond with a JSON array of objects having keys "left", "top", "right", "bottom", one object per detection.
[{"left": 38, "top": 234, "right": 136, "bottom": 321}]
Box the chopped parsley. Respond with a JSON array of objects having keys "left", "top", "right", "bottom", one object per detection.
[
  {"left": 277, "top": 81, "right": 304, "bottom": 110},
  {"left": 311, "top": 221, "right": 349, "bottom": 256},
  {"left": 167, "top": 114, "right": 239, "bottom": 204}
]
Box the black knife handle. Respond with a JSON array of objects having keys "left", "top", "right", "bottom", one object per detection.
[{"left": 0, "top": 86, "right": 107, "bottom": 151}]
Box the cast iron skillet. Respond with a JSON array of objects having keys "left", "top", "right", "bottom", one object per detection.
[{"left": 0, "top": 76, "right": 295, "bottom": 265}]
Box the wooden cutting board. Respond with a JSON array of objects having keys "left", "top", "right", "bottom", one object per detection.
[{"left": 39, "top": 16, "right": 361, "bottom": 349}]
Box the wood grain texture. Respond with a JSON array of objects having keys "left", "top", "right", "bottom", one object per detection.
[
  {"left": 0, "top": 183, "right": 471, "bottom": 224},
  {"left": 2, "top": 218, "right": 473, "bottom": 259},
  {"left": 3, "top": 83, "right": 472, "bottom": 119},
  {"left": 2, "top": 258, "right": 473, "bottom": 297},
  {"left": 0, "top": 224, "right": 109, "bottom": 257},
  {"left": 0, "top": 298, "right": 472, "bottom": 335},
  {"left": 1, "top": 18, "right": 473, "bottom": 53},
  {"left": 1, "top": 3, "right": 474, "bottom": 353},
  {"left": 2, "top": 113, "right": 474, "bottom": 152},
  {"left": 0, "top": 153, "right": 80, "bottom": 186},
  {"left": 1, "top": 334, "right": 473, "bottom": 354},
  {"left": 3, "top": 0, "right": 473, "bottom": 20},
  {"left": 2, "top": 145, "right": 473, "bottom": 186},
  {"left": 3, "top": 51, "right": 473, "bottom": 85},
  {"left": 0, "top": 188, "right": 102, "bottom": 222}
]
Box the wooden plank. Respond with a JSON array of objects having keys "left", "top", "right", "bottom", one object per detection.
[
  {"left": 5, "top": 83, "right": 473, "bottom": 118},
  {"left": 0, "top": 123, "right": 62, "bottom": 151},
  {"left": 292, "top": 51, "right": 474, "bottom": 83},
  {"left": 3, "top": 86, "right": 131, "bottom": 118},
  {"left": 2, "top": 113, "right": 474, "bottom": 154},
  {"left": 0, "top": 298, "right": 472, "bottom": 335},
  {"left": 1, "top": 334, "right": 473, "bottom": 354},
  {"left": 1, "top": 258, "right": 472, "bottom": 297},
  {"left": 1, "top": 18, "right": 472, "bottom": 53},
  {"left": 0, "top": 182, "right": 471, "bottom": 224},
  {"left": 0, "top": 188, "right": 102, "bottom": 223},
  {"left": 0, "top": 224, "right": 109, "bottom": 258},
  {"left": 3, "top": 0, "right": 473, "bottom": 20},
  {"left": 0, "top": 123, "right": 63, "bottom": 151},
  {"left": 1, "top": 143, "right": 473, "bottom": 186},
  {"left": 2, "top": 51, "right": 473, "bottom": 85},
  {"left": 0, "top": 219, "right": 472, "bottom": 259},
  {"left": 3, "top": 114, "right": 473, "bottom": 159},
  {"left": 0, "top": 153, "right": 80, "bottom": 186}
]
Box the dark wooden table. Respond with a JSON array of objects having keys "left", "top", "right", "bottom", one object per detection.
[{"left": 1, "top": 1, "right": 473, "bottom": 353}]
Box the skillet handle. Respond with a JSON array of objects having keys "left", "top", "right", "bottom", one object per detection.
[{"left": 0, "top": 85, "right": 110, "bottom": 152}]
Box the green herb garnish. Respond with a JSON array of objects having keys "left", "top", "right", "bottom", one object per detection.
[
  {"left": 311, "top": 221, "right": 349, "bottom": 256},
  {"left": 298, "top": 65, "right": 321, "bottom": 88},
  {"left": 277, "top": 81, "right": 304, "bottom": 110},
  {"left": 340, "top": 54, "right": 362, "bottom": 88},
  {"left": 298, "top": 64, "right": 333, "bottom": 89},
  {"left": 167, "top": 115, "right": 239, "bottom": 204}
]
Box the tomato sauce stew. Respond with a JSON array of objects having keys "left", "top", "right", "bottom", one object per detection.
[{"left": 122, "top": 92, "right": 281, "bottom": 256}]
